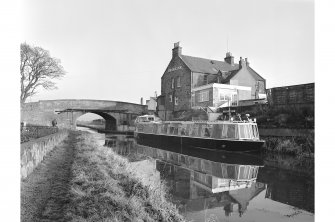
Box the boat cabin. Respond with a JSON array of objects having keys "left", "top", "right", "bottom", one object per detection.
[
  {"left": 135, "top": 115, "right": 161, "bottom": 123},
  {"left": 136, "top": 121, "right": 260, "bottom": 141}
]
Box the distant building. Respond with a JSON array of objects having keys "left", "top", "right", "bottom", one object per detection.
[
  {"left": 158, "top": 42, "right": 266, "bottom": 119},
  {"left": 146, "top": 97, "right": 157, "bottom": 114}
]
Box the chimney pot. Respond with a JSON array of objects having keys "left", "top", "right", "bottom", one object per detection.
[
  {"left": 172, "top": 42, "right": 182, "bottom": 57},
  {"left": 224, "top": 52, "right": 234, "bottom": 65},
  {"left": 245, "top": 58, "right": 249, "bottom": 66}
]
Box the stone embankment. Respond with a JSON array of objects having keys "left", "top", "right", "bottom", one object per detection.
[
  {"left": 21, "top": 131, "right": 75, "bottom": 222},
  {"left": 21, "top": 129, "right": 69, "bottom": 179},
  {"left": 21, "top": 130, "right": 185, "bottom": 222}
]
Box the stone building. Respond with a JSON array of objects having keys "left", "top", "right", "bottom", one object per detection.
[{"left": 158, "top": 42, "right": 266, "bottom": 120}]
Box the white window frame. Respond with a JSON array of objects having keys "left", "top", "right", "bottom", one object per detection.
[
  {"left": 171, "top": 78, "right": 175, "bottom": 89},
  {"left": 174, "top": 96, "right": 178, "bottom": 105},
  {"left": 198, "top": 90, "right": 209, "bottom": 102},
  {"left": 169, "top": 95, "right": 172, "bottom": 102}
]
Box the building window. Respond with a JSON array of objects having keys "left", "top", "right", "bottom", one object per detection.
[
  {"left": 175, "top": 97, "right": 178, "bottom": 105},
  {"left": 204, "top": 75, "right": 208, "bottom": 85},
  {"left": 169, "top": 95, "right": 172, "bottom": 102},
  {"left": 177, "top": 76, "right": 181, "bottom": 87},
  {"left": 220, "top": 93, "right": 231, "bottom": 101},
  {"left": 171, "top": 78, "right": 174, "bottom": 89},
  {"left": 231, "top": 94, "right": 238, "bottom": 106},
  {"left": 191, "top": 93, "right": 195, "bottom": 107},
  {"left": 198, "top": 90, "right": 209, "bottom": 102}
]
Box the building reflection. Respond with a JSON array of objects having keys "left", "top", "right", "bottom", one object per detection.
[
  {"left": 104, "top": 135, "right": 313, "bottom": 215},
  {"left": 155, "top": 155, "right": 265, "bottom": 217}
]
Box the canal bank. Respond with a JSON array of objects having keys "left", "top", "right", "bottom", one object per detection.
[
  {"left": 21, "top": 130, "right": 185, "bottom": 221},
  {"left": 259, "top": 128, "right": 314, "bottom": 158}
]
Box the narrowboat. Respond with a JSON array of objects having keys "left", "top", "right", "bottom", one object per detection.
[{"left": 134, "top": 114, "right": 265, "bottom": 152}]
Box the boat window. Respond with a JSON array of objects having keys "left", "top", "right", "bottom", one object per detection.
[
  {"left": 173, "top": 125, "right": 179, "bottom": 135},
  {"left": 211, "top": 124, "right": 223, "bottom": 139},
  {"left": 227, "top": 165, "right": 237, "bottom": 179},
  {"left": 239, "top": 125, "right": 246, "bottom": 138},
  {"left": 200, "top": 124, "right": 213, "bottom": 137},
  {"left": 156, "top": 124, "right": 162, "bottom": 134},
  {"left": 239, "top": 125, "right": 251, "bottom": 139},
  {"left": 153, "top": 124, "right": 158, "bottom": 134},
  {"left": 161, "top": 124, "right": 168, "bottom": 134},
  {"left": 250, "top": 125, "right": 257, "bottom": 138},
  {"left": 252, "top": 125, "right": 259, "bottom": 138},
  {"left": 185, "top": 124, "right": 191, "bottom": 136},
  {"left": 254, "top": 125, "right": 259, "bottom": 138},
  {"left": 180, "top": 124, "right": 187, "bottom": 136},
  {"left": 227, "top": 124, "right": 237, "bottom": 138},
  {"left": 169, "top": 125, "right": 174, "bottom": 134},
  {"left": 251, "top": 167, "right": 259, "bottom": 178},
  {"left": 190, "top": 124, "right": 199, "bottom": 137},
  {"left": 148, "top": 117, "right": 154, "bottom": 121},
  {"left": 222, "top": 124, "right": 228, "bottom": 138},
  {"left": 238, "top": 165, "right": 250, "bottom": 180}
]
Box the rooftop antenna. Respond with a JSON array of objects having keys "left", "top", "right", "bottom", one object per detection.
[{"left": 227, "top": 34, "right": 229, "bottom": 52}]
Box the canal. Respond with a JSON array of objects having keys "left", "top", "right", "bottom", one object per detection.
[{"left": 77, "top": 126, "right": 314, "bottom": 222}]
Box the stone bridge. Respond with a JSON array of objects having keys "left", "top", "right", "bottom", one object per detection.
[{"left": 21, "top": 100, "right": 147, "bottom": 131}]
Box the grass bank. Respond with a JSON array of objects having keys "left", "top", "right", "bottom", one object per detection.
[
  {"left": 65, "top": 131, "right": 185, "bottom": 222},
  {"left": 262, "top": 134, "right": 314, "bottom": 158}
]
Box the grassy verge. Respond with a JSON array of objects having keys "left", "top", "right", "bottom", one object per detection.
[
  {"left": 65, "top": 131, "right": 185, "bottom": 222},
  {"left": 262, "top": 134, "right": 314, "bottom": 158}
]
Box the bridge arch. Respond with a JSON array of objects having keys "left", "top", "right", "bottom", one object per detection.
[
  {"left": 21, "top": 99, "right": 148, "bottom": 131},
  {"left": 75, "top": 111, "right": 117, "bottom": 131}
]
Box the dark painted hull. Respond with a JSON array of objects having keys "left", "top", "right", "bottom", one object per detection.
[{"left": 135, "top": 132, "right": 264, "bottom": 152}]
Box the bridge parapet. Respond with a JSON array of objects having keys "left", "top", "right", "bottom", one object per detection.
[{"left": 21, "top": 99, "right": 148, "bottom": 130}]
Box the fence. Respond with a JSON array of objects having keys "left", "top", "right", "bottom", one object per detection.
[{"left": 21, "top": 125, "right": 59, "bottom": 143}]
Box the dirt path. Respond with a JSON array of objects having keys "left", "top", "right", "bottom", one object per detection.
[{"left": 21, "top": 131, "right": 78, "bottom": 222}]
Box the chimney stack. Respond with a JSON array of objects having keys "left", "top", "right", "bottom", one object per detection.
[
  {"left": 239, "top": 57, "right": 246, "bottom": 68},
  {"left": 140, "top": 97, "right": 143, "bottom": 105},
  {"left": 172, "top": 42, "right": 182, "bottom": 57},
  {"left": 224, "top": 52, "right": 234, "bottom": 65}
]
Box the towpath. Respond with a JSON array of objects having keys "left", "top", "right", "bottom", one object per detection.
[{"left": 21, "top": 131, "right": 77, "bottom": 222}]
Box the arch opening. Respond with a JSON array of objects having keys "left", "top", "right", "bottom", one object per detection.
[{"left": 75, "top": 112, "right": 117, "bottom": 131}]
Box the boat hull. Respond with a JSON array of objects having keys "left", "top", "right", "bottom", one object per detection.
[{"left": 135, "top": 132, "right": 264, "bottom": 152}]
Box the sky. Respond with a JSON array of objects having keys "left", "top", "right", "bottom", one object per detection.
[{"left": 21, "top": 0, "right": 314, "bottom": 105}]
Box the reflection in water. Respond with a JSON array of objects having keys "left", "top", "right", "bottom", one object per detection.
[{"left": 104, "top": 134, "right": 314, "bottom": 221}]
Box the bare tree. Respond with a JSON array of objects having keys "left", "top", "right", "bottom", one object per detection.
[{"left": 20, "top": 43, "right": 66, "bottom": 103}]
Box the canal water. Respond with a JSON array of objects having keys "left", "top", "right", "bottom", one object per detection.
[{"left": 77, "top": 127, "right": 314, "bottom": 222}]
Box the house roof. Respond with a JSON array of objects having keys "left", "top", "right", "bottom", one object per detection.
[
  {"left": 221, "top": 67, "right": 265, "bottom": 83},
  {"left": 247, "top": 67, "right": 266, "bottom": 81},
  {"left": 180, "top": 55, "right": 239, "bottom": 75}
]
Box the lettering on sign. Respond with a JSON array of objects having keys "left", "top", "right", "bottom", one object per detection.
[{"left": 167, "top": 66, "right": 182, "bottom": 73}]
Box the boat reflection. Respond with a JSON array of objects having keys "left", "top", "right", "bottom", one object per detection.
[
  {"left": 104, "top": 134, "right": 314, "bottom": 217},
  {"left": 104, "top": 135, "right": 266, "bottom": 217}
]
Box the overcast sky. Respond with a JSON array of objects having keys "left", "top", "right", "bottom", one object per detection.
[{"left": 22, "top": 0, "right": 314, "bottom": 104}]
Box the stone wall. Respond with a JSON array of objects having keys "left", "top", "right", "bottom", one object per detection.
[
  {"left": 21, "top": 129, "right": 69, "bottom": 179},
  {"left": 21, "top": 99, "right": 147, "bottom": 129},
  {"left": 161, "top": 56, "right": 192, "bottom": 112},
  {"left": 266, "top": 83, "right": 314, "bottom": 106}
]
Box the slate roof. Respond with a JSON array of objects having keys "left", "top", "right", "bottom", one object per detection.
[
  {"left": 247, "top": 67, "right": 265, "bottom": 81},
  {"left": 180, "top": 55, "right": 239, "bottom": 75}
]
